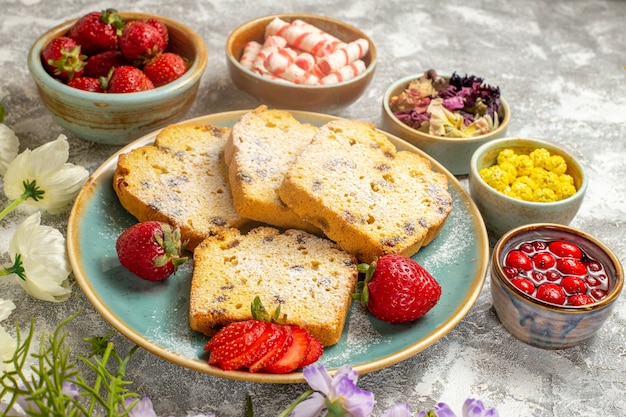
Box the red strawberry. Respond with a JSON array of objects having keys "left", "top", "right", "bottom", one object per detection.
[
  {"left": 119, "top": 20, "right": 166, "bottom": 63},
  {"left": 262, "top": 326, "right": 312, "bottom": 374},
  {"left": 84, "top": 50, "right": 128, "bottom": 78},
  {"left": 67, "top": 9, "right": 124, "bottom": 56},
  {"left": 67, "top": 77, "right": 104, "bottom": 92},
  {"left": 115, "top": 221, "right": 187, "bottom": 281},
  {"left": 247, "top": 324, "right": 293, "bottom": 373},
  {"left": 41, "top": 36, "right": 86, "bottom": 81},
  {"left": 205, "top": 320, "right": 269, "bottom": 367},
  {"left": 106, "top": 65, "right": 154, "bottom": 93},
  {"left": 299, "top": 333, "right": 323, "bottom": 368},
  {"left": 354, "top": 254, "right": 442, "bottom": 324},
  {"left": 145, "top": 18, "right": 169, "bottom": 48},
  {"left": 143, "top": 52, "right": 188, "bottom": 87}
]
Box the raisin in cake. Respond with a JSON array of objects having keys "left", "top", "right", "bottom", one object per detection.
[
  {"left": 189, "top": 226, "right": 358, "bottom": 346},
  {"left": 278, "top": 119, "right": 453, "bottom": 264}
]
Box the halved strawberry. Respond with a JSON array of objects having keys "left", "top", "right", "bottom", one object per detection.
[
  {"left": 262, "top": 325, "right": 311, "bottom": 374},
  {"left": 299, "top": 333, "right": 323, "bottom": 368}
]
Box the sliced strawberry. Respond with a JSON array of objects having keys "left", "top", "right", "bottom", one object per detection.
[
  {"left": 216, "top": 321, "right": 273, "bottom": 371},
  {"left": 239, "top": 323, "right": 287, "bottom": 368},
  {"left": 248, "top": 325, "right": 293, "bottom": 373},
  {"left": 299, "top": 333, "right": 323, "bottom": 368},
  {"left": 262, "top": 326, "right": 311, "bottom": 374},
  {"left": 205, "top": 320, "right": 266, "bottom": 365}
]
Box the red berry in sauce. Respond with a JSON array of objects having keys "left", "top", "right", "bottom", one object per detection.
[
  {"left": 511, "top": 277, "right": 535, "bottom": 295},
  {"left": 585, "top": 260, "right": 602, "bottom": 273},
  {"left": 532, "top": 252, "right": 556, "bottom": 270},
  {"left": 536, "top": 283, "right": 566, "bottom": 305},
  {"left": 530, "top": 271, "right": 546, "bottom": 283},
  {"left": 519, "top": 243, "right": 534, "bottom": 254},
  {"left": 548, "top": 241, "right": 582, "bottom": 259},
  {"left": 556, "top": 258, "right": 587, "bottom": 275},
  {"left": 590, "top": 288, "right": 608, "bottom": 301},
  {"left": 545, "top": 270, "right": 562, "bottom": 282},
  {"left": 560, "top": 276, "right": 587, "bottom": 295},
  {"left": 503, "top": 266, "right": 518, "bottom": 279},
  {"left": 505, "top": 250, "right": 532, "bottom": 271},
  {"left": 568, "top": 294, "right": 595, "bottom": 306}
]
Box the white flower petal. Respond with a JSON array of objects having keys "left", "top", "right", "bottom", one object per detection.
[
  {"left": 0, "top": 299, "right": 16, "bottom": 322},
  {"left": 0, "top": 123, "right": 20, "bottom": 177},
  {"left": 3, "top": 135, "right": 89, "bottom": 213},
  {"left": 0, "top": 326, "right": 17, "bottom": 374},
  {"left": 8, "top": 212, "right": 72, "bottom": 302}
]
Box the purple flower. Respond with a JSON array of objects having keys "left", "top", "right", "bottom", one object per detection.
[
  {"left": 62, "top": 381, "right": 80, "bottom": 400},
  {"left": 291, "top": 364, "right": 376, "bottom": 417},
  {"left": 127, "top": 397, "right": 158, "bottom": 417},
  {"left": 416, "top": 398, "right": 499, "bottom": 417},
  {"left": 381, "top": 402, "right": 414, "bottom": 416},
  {"left": 462, "top": 398, "right": 499, "bottom": 417}
]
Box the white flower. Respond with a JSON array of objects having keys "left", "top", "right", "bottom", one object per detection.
[
  {"left": 0, "top": 298, "right": 17, "bottom": 376},
  {"left": 3, "top": 134, "right": 89, "bottom": 214},
  {"left": 8, "top": 212, "right": 72, "bottom": 302},
  {"left": 0, "top": 298, "right": 15, "bottom": 321},
  {"left": 0, "top": 123, "right": 20, "bottom": 177}
]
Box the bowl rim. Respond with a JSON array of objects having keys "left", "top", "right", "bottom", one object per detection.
[
  {"left": 225, "top": 13, "right": 378, "bottom": 90},
  {"left": 469, "top": 136, "right": 588, "bottom": 207},
  {"left": 492, "top": 222, "right": 624, "bottom": 312},
  {"left": 27, "top": 11, "right": 208, "bottom": 103},
  {"left": 382, "top": 72, "right": 510, "bottom": 143}
]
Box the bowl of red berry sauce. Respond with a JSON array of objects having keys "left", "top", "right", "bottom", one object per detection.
[{"left": 491, "top": 223, "right": 623, "bottom": 349}]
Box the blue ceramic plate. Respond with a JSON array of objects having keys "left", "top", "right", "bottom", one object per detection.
[{"left": 67, "top": 110, "right": 489, "bottom": 384}]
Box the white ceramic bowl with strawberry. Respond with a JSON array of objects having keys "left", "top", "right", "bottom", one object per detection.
[
  {"left": 225, "top": 13, "right": 377, "bottom": 114},
  {"left": 28, "top": 11, "right": 207, "bottom": 145},
  {"left": 490, "top": 223, "right": 624, "bottom": 349}
]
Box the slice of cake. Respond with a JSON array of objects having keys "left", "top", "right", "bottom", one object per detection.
[
  {"left": 225, "top": 105, "right": 320, "bottom": 233},
  {"left": 113, "top": 123, "right": 251, "bottom": 250},
  {"left": 189, "top": 226, "right": 358, "bottom": 346},
  {"left": 278, "top": 119, "right": 453, "bottom": 264}
]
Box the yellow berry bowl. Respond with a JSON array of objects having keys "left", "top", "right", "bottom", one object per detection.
[{"left": 468, "top": 137, "right": 588, "bottom": 241}]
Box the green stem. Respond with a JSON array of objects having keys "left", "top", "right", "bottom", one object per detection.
[
  {"left": 0, "top": 179, "right": 45, "bottom": 222},
  {"left": 277, "top": 388, "right": 316, "bottom": 417},
  {"left": 0, "top": 195, "right": 26, "bottom": 221},
  {"left": 0, "top": 253, "right": 26, "bottom": 280}
]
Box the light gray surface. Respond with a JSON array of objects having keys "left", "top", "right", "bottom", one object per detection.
[{"left": 1, "top": 0, "right": 625, "bottom": 416}]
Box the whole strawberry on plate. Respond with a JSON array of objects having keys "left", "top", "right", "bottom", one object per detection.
[
  {"left": 353, "top": 254, "right": 442, "bottom": 324},
  {"left": 116, "top": 221, "right": 187, "bottom": 281},
  {"left": 204, "top": 297, "right": 323, "bottom": 374}
]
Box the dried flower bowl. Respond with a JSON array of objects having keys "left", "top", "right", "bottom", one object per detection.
[
  {"left": 491, "top": 223, "right": 624, "bottom": 349},
  {"left": 225, "top": 13, "right": 377, "bottom": 113},
  {"left": 381, "top": 72, "right": 510, "bottom": 175},
  {"left": 27, "top": 12, "right": 207, "bottom": 146},
  {"left": 468, "top": 137, "right": 587, "bottom": 240}
]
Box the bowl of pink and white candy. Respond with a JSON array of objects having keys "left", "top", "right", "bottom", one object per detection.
[{"left": 225, "top": 14, "right": 377, "bottom": 113}]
